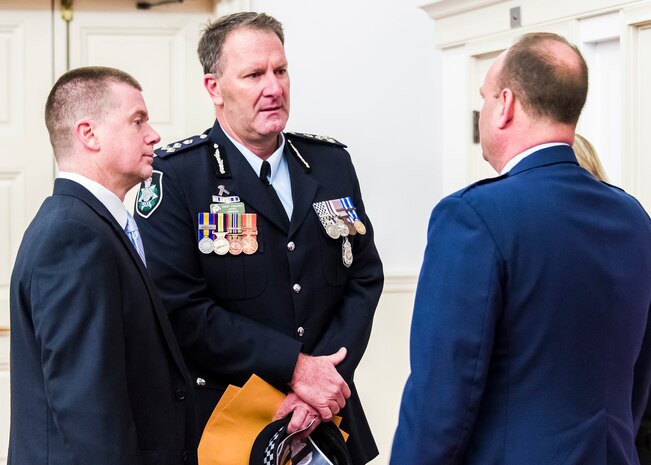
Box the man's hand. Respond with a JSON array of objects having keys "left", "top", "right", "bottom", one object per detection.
[
  {"left": 289, "top": 347, "right": 351, "bottom": 421},
  {"left": 273, "top": 392, "right": 321, "bottom": 437}
]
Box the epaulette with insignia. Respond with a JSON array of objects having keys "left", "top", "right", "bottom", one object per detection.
[
  {"left": 285, "top": 131, "right": 347, "bottom": 148},
  {"left": 155, "top": 132, "right": 211, "bottom": 158},
  {"left": 460, "top": 174, "right": 508, "bottom": 195}
]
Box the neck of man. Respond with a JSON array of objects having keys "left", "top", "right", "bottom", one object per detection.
[
  {"left": 58, "top": 156, "right": 131, "bottom": 202},
  {"left": 493, "top": 119, "right": 576, "bottom": 172},
  {"left": 216, "top": 114, "right": 280, "bottom": 160}
]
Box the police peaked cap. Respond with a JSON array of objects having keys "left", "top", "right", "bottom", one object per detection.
[{"left": 250, "top": 416, "right": 352, "bottom": 465}]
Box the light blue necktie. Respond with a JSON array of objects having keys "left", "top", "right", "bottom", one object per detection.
[{"left": 125, "top": 213, "right": 147, "bottom": 266}]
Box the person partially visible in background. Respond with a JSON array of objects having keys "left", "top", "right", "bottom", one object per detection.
[{"left": 573, "top": 133, "right": 608, "bottom": 181}]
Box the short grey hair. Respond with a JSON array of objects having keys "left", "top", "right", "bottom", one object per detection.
[{"left": 197, "top": 12, "right": 284, "bottom": 76}]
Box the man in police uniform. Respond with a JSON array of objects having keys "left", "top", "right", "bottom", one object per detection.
[{"left": 135, "top": 12, "right": 383, "bottom": 464}]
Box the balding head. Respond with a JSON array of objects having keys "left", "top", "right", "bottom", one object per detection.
[{"left": 499, "top": 32, "right": 588, "bottom": 125}]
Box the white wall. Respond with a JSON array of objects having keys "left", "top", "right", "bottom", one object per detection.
[{"left": 249, "top": 0, "right": 443, "bottom": 277}]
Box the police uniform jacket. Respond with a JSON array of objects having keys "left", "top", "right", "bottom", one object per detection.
[
  {"left": 135, "top": 121, "right": 384, "bottom": 464},
  {"left": 390, "top": 145, "right": 651, "bottom": 465},
  {"left": 9, "top": 179, "right": 197, "bottom": 465}
]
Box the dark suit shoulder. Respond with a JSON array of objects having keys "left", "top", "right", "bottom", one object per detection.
[
  {"left": 285, "top": 131, "right": 347, "bottom": 148},
  {"left": 154, "top": 131, "right": 211, "bottom": 159}
]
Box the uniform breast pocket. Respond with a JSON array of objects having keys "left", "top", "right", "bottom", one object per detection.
[
  {"left": 140, "top": 450, "right": 159, "bottom": 465},
  {"left": 204, "top": 232, "right": 268, "bottom": 301},
  {"left": 319, "top": 234, "right": 350, "bottom": 287}
]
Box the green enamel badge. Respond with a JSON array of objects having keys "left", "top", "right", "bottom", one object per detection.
[{"left": 136, "top": 170, "right": 163, "bottom": 218}]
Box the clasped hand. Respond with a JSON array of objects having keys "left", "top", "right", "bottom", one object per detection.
[{"left": 273, "top": 347, "right": 351, "bottom": 434}]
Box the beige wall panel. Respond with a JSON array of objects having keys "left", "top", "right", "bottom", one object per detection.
[
  {"left": 0, "top": 172, "right": 24, "bottom": 329},
  {"left": 82, "top": 28, "right": 180, "bottom": 126},
  {"left": 632, "top": 22, "right": 651, "bottom": 211},
  {"left": 0, "top": 25, "right": 22, "bottom": 136},
  {"left": 0, "top": 333, "right": 8, "bottom": 465},
  {"left": 0, "top": 33, "right": 10, "bottom": 124},
  {"left": 0, "top": 8, "right": 53, "bottom": 327}
]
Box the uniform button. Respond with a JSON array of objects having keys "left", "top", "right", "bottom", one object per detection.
[
  {"left": 175, "top": 389, "right": 186, "bottom": 401},
  {"left": 287, "top": 241, "right": 295, "bottom": 251},
  {"left": 196, "top": 377, "right": 206, "bottom": 387},
  {"left": 293, "top": 283, "right": 301, "bottom": 294},
  {"left": 297, "top": 326, "right": 305, "bottom": 337},
  {"left": 182, "top": 450, "right": 189, "bottom": 462}
]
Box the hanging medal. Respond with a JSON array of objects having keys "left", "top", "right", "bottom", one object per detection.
[
  {"left": 227, "top": 213, "right": 243, "bottom": 255},
  {"left": 313, "top": 201, "right": 341, "bottom": 239},
  {"left": 329, "top": 198, "right": 356, "bottom": 235},
  {"left": 213, "top": 213, "right": 230, "bottom": 255},
  {"left": 342, "top": 236, "right": 353, "bottom": 268},
  {"left": 342, "top": 196, "right": 366, "bottom": 235},
  {"left": 242, "top": 213, "right": 259, "bottom": 255},
  {"left": 197, "top": 213, "right": 216, "bottom": 254}
]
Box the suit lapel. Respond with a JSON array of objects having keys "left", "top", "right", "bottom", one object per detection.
[
  {"left": 208, "top": 124, "right": 290, "bottom": 233},
  {"left": 53, "top": 178, "right": 189, "bottom": 377},
  {"left": 287, "top": 145, "right": 319, "bottom": 238}
]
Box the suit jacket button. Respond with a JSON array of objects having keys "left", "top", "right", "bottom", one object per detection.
[
  {"left": 293, "top": 283, "right": 301, "bottom": 294},
  {"left": 287, "top": 241, "right": 295, "bottom": 251},
  {"left": 182, "top": 450, "right": 190, "bottom": 462},
  {"left": 175, "top": 389, "right": 186, "bottom": 401},
  {"left": 297, "top": 326, "right": 305, "bottom": 337},
  {"left": 196, "top": 377, "right": 206, "bottom": 387}
]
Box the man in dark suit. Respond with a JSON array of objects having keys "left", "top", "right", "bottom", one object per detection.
[
  {"left": 9, "top": 66, "right": 197, "bottom": 465},
  {"left": 135, "top": 12, "right": 383, "bottom": 464},
  {"left": 390, "top": 32, "right": 651, "bottom": 465}
]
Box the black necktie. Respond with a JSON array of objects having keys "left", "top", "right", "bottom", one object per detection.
[
  {"left": 259, "top": 160, "right": 271, "bottom": 184},
  {"left": 258, "top": 160, "right": 289, "bottom": 226}
]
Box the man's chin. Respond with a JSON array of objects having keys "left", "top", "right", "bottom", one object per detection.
[{"left": 259, "top": 114, "right": 288, "bottom": 133}]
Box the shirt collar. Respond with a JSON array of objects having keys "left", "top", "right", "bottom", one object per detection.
[
  {"left": 225, "top": 132, "right": 286, "bottom": 182},
  {"left": 57, "top": 171, "right": 130, "bottom": 229},
  {"left": 500, "top": 142, "right": 569, "bottom": 175}
]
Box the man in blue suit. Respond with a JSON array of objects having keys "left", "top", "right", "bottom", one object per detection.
[
  {"left": 9, "top": 67, "right": 197, "bottom": 465},
  {"left": 391, "top": 32, "right": 651, "bottom": 465}
]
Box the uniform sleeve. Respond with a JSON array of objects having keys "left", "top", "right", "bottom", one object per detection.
[
  {"left": 310, "top": 152, "right": 384, "bottom": 382},
  {"left": 31, "top": 220, "right": 142, "bottom": 465},
  {"left": 390, "top": 196, "right": 503, "bottom": 465},
  {"left": 136, "top": 161, "right": 302, "bottom": 388}
]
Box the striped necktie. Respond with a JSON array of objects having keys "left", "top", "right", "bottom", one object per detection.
[{"left": 125, "top": 213, "right": 147, "bottom": 266}]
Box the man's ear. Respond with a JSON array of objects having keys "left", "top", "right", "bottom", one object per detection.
[
  {"left": 497, "top": 88, "right": 515, "bottom": 129},
  {"left": 74, "top": 119, "right": 100, "bottom": 151},
  {"left": 203, "top": 74, "right": 224, "bottom": 106}
]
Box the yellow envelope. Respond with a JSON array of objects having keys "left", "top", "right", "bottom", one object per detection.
[{"left": 198, "top": 375, "right": 286, "bottom": 465}]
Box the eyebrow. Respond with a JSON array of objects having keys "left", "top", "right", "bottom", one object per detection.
[{"left": 131, "top": 109, "right": 149, "bottom": 120}]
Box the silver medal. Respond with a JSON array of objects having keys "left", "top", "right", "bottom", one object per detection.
[
  {"left": 198, "top": 237, "right": 214, "bottom": 254},
  {"left": 342, "top": 237, "right": 353, "bottom": 268}
]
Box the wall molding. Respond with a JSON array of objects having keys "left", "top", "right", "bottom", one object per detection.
[
  {"left": 419, "top": 0, "right": 504, "bottom": 20},
  {"left": 383, "top": 274, "right": 418, "bottom": 294}
]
